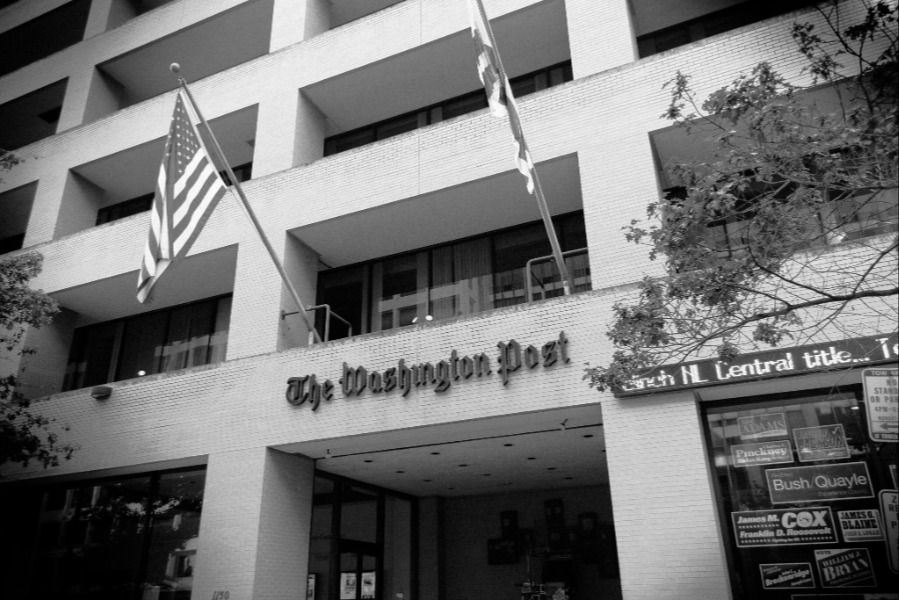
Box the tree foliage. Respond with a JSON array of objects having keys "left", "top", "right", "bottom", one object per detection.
[
  {"left": 585, "top": 0, "right": 898, "bottom": 392},
  {"left": 0, "top": 251, "right": 73, "bottom": 474}
]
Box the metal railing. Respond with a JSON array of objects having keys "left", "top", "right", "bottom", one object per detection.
[
  {"left": 281, "top": 304, "right": 352, "bottom": 344},
  {"left": 525, "top": 247, "right": 590, "bottom": 303}
]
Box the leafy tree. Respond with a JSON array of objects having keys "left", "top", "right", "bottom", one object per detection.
[
  {"left": 585, "top": 0, "right": 898, "bottom": 392},
  {"left": 0, "top": 238, "right": 74, "bottom": 475}
]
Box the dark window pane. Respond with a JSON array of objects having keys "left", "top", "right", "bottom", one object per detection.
[
  {"left": 493, "top": 224, "right": 550, "bottom": 308},
  {"left": 161, "top": 301, "right": 215, "bottom": 372},
  {"left": 64, "top": 321, "right": 119, "bottom": 390},
  {"left": 316, "top": 266, "right": 364, "bottom": 340},
  {"left": 375, "top": 113, "right": 419, "bottom": 141},
  {"left": 442, "top": 93, "right": 487, "bottom": 120},
  {"left": 143, "top": 469, "right": 206, "bottom": 596},
  {"left": 116, "top": 311, "right": 168, "bottom": 380}
]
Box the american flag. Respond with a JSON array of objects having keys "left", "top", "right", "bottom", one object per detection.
[
  {"left": 467, "top": 0, "right": 536, "bottom": 194},
  {"left": 137, "top": 91, "right": 227, "bottom": 303}
]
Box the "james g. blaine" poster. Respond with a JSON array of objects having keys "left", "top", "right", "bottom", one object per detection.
[{"left": 766, "top": 462, "right": 875, "bottom": 504}]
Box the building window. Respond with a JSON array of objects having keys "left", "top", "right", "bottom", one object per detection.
[
  {"left": 63, "top": 295, "right": 232, "bottom": 391},
  {"left": 0, "top": 0, "right": 92, "bottom": 77},
  {"left": 315, "top": 212, "right": 589, "bottom": 340},
  {"left": 20, "top": 467, "right": 207, "bottom": 600},
  {"left": 636, "top": 0, "right": 819, "bottom": 58},
  {"left": 323, "top": 62, "right": 573, "bottom": 156},
  {"left": 96, "top": 193, "right": 154, "bottom": 226},
  {"left": 95, "top": 163, "right": 251, "bottom": 226},
  {"left": 664, "top": 183, "right": 898, "bottom": 260},
  {"left": 703, "top": 388, "right": 897, "bottom": 599}
]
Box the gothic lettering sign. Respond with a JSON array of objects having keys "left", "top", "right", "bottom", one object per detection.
[
  {"left": 285, "top": 332, "right": 570, "bottom": 411},
  {"left": 617, "top": 333, "right": 898, "bottom": 397}
]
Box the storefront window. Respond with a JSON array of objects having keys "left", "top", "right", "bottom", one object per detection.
[
  {"left": 20, "top": 467, "right": 206, "bottom": 600},
  {"left": 704, "top": 388, "right": 897, "bottom": 599}
]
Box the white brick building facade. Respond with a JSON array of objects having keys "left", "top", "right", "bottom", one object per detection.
[{"left": 1, "top": 1, "right": 896, "bottom": 599}]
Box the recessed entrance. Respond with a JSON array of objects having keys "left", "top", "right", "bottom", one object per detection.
[{"left": 298, "top": 407, "right": 621, "bottom": 600}]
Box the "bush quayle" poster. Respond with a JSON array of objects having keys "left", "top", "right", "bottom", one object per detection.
[{"left": 766, "top": 462, "right": 875, "bottom": 504}]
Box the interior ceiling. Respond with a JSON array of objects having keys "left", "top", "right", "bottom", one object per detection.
[
  {"left": 282, "top": 404, "right": 606, "bottom": 498},
  {"left": 293, "top": 154, "right": 582, "bottom": 268},
  {"left": 629, "top": 0, "right": 746, "bottom": 36},
  {"left": 303, "top": 0, "right": 570, "bottom": 135},
  {"left": 0, "top": 182, "right": 36, "bottom": 238},
  {"left": 73, "top": 105, "right": 257, "bottom": 202},
  {"left": 52, "top": 245, "right": 237, "bottom": 325},
  {"left": 98, "top": 0, "right": 272, "bottom": 105},
  {"left": 0, "top": 79, "right": 66, "bottom": 150}
]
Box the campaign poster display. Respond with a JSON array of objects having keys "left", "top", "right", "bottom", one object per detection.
[
  {"left": 837, "top": 510, "right": 884, "bottom": 542},
  {"left": 732, "top": 440, "right": 794, "bottom": 468},
  {"left": 739, "top": 412, "right": 788, "bottom": 441},
  {"left": 704, "top": 386, "right": 898, "bottom": 599},
  {"left": 815, "top": 548, "right": 876, "bottom": 588},
  {"left": 759, "top": 563, "right": 815, "bottom": 589},
  {"left": 767, "top": 463, "right": 875, "bottom": 505},
  {"left": 732, "top": 508, "right": 838, "bottom": 547},
  {"left": 880, "top": 490, "right": 898, "bottom": 574},
  {"left": 794, "top": 424, "right": 851, "bottom": 462}
]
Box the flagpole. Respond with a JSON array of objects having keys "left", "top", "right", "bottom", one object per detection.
[
  {"left": 172, "top": 65, "right": 322, "bottom": 343},
  {"left": 471, "top": 0, "right": 574, "bottom": 296}
]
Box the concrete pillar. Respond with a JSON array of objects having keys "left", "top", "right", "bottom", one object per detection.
[
  {"left": 269, "top": 0, "right": 331, "bottom": 52},
  {"left": 601, "top": 391, "right": 731, "bottom": 599},
  {"left": 567, "top": 0, "right": 636, "bottom": 78},
  {"left": 193, "top": 447, "right": 315, "bottom": 600}
]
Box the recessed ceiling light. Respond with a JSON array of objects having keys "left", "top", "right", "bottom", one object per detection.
[
  {"left": 396, "top": 470, "right": 405, "bottom": 474},
  {"left": 547, "top": 467, "right": 557, "bottom": 471},
  {"left": 459, "top": 464, "right": 469, "bottom": 467},
  {"left": 364, "top": 460, "right": 373, "bottom": 463},
  {"left": 431, "top": 452, "right": 440, "bottom": 455},
  {"left": 423, "top": 479, "right": 432, "bottom": 482},
  {"left": 504, "top": 443, "right": 514, "bottom": 447},
  {"left": 583, "top": 434, "right": 594, "bottom": 438},
  {"left": 527, "top": 457, "right": 536, "bottom": 460}
]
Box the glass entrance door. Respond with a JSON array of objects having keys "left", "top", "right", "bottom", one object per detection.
[
  {"left": 308, "top": 474, "right": 415, "bottom": 600},
  {"left": 339, "top": 540, "right": 378, "bottom": 600}
]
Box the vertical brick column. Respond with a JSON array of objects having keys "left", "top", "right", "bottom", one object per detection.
[
  {"left": 601, "top": 392, "right": 731, "bottom": 599},
  {"left": 226, "top": 234, "right": 284, "bottom": 360},
  {"left": 21, "top": 170, "right": 67, "bottom": 247},
  {"left": 193, "top": 447, "right": 315, "bottom": 600},
  {"left": 567, "top": 0, "right": 636, "bottom": 78},
  {"left": 577, "top": 136, "right": 664, "bottom": 290},
  {"left": 269, "top": 0, "right": 331, "bottom": 52}
]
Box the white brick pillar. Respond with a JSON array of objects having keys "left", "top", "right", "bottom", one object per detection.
[
  {"left": 567, "top": 0, "right": 636, "bottom": 78},
  {"left": 601, "top": 391, "right": 732, "bottom": 600},
  {"left": 269, "top": 0, "right": 331, "bottom": 52},
  {"left": 193, "top": 447, "right": 315, "bottom": 600}
]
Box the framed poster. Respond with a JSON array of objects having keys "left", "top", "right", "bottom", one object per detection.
[
  {"left": 339, "top": 572, "right": 356, "bottom": 600},
  {"left": 306, "top": 574, "right": 316, "bottom": 600}
]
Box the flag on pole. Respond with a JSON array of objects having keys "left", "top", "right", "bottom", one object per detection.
[
  {"left": 466, "top": 0, "right": 536, "bottom": 194},
  {"left": 137, "top": 91, "right": 227, "bottom": 303}
]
